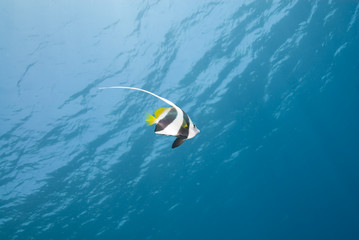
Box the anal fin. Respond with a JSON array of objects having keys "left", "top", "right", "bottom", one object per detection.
[{"left": 172, "top": 137, "right": 186, "bottom": 149}]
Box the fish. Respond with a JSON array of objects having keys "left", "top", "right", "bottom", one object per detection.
[{"left": 98, "top": 86, "right": 200, "bottom": 148}]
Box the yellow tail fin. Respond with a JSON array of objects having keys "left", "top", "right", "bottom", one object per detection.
[{"left": 145, "top": 113, "right": 156, "bottom": 125}]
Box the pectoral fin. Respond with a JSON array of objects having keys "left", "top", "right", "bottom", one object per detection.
[{"left": 172, "top": 137, "right": 186, "bottom": 149}]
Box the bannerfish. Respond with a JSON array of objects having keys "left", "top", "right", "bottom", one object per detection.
[{"left": 99, "top": 86, "right": 200, "bottom": 148}]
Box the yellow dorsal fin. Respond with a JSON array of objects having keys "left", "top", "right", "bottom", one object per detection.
[
  {"left": 145, "top": 113, "right": 156, "bottom": 126},
  {"left": 154, "top": 107, "right": 170, "bottom": 118}
]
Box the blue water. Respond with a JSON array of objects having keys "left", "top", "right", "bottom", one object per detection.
[{"left": 1, "top": 1, "right": 359, "bottom": 239}]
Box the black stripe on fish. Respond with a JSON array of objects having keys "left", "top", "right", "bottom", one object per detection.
[
  {"left": 176, "top": 111, "right": 189, "bottom": 138},
  {"left": 155, "top": 108, "right": 177, "bottom": 132}
]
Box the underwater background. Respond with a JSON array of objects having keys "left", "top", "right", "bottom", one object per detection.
[{"left": 1, "top": 1, "right": 359, "bottom": 239}]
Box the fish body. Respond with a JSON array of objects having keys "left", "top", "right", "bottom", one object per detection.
[{"left": 99, "top": 86, "right": 200, "bottom": 148}]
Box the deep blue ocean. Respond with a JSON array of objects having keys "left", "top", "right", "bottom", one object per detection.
[{"left": 1, "top": 1, "right": 359, "bottom": 239}]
